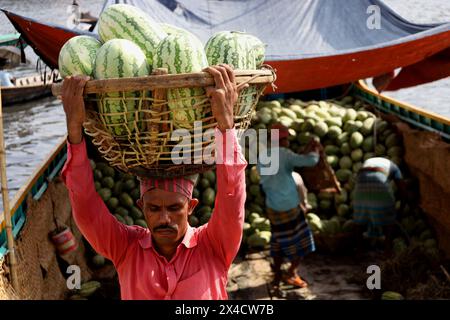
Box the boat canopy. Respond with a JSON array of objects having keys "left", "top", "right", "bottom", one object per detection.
[
  {"left": 0, "top": 33, "right": 25, "bottom": 48},
  {"left": 2, "top": 0, "right": 449, "bottom": 93}
]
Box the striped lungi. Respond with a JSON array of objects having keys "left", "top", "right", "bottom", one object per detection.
[
  {"left": 267, "top": 206, "right": 315, "bottom": 261},
  {"left": 353, "top": 171, "right": 396, "bottom": 238}
]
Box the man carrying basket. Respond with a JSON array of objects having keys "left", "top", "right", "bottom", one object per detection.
[
  {"left": 258, "top": 123, "right": 321, "bottom": 291},
  {"left": 60, "top": 65, "right": 247, "bottom": 300}
]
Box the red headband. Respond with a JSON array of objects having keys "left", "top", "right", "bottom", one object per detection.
[
  {"left": 139, "top": 176, "right": 196, "bottom": 199},
  {"left": 271, "top": 123, "right": 289, "bottom": 140}
]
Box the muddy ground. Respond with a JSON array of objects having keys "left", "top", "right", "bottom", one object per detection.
[{"left": 227, "top": 250, "right": 383, "bottom": 300}]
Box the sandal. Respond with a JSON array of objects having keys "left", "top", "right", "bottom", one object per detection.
[{"left": 284, "top": 275, "right": 308, "bottom": 288}]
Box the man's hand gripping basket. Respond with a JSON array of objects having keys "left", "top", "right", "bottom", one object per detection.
[{"left": 53, "top": 67, "right": 275, "bottom": 177}]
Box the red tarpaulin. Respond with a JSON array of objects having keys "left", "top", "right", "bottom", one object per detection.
[{"left": 1, "top": 10, "right": 95, "bottom": 72}]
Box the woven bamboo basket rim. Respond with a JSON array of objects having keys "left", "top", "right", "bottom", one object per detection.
[
  {"left": 51, "top": 68, "right": 275, "bottom": 96},
  {"left": 51, "top": 67, "right": 275, "bottom": 177}
]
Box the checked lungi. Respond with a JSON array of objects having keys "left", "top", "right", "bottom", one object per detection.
[
  {"left": 267, "top": 207, "right": 315, "bottom": 261},
  {"left": 353, "top": 170, "right": 396, "bottom": 238}
]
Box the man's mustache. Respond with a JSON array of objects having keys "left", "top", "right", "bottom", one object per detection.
[{"left": 153, "top": 224, "right": 178, "bottom": 232}]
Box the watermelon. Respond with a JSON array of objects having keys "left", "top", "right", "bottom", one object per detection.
[
  {"left": 327, "top": 125, "right": 342, "bottom": 139},
  {"left": 327, "top": 155, "right": 339, "bottom": 168},
  {"left": 324, "top": 145, "right": 340, "bottom": 155},
  {"left": 313, "top": 121, "right": 328, "bottom": 137},
  {"left": 94, "top": 39, "right": 149, "bottom": 136},
  {"left": 205, "top": 31, "right": 258, "bottom": 116},
  {"left": 336, "top": 132, "right": 350, "bottom": 146},
  {"left": 306, "top": 213, "right": 322, "bottom": 232},
  {"left": 58, "top": 35, "right": 101, "bottom": 78},
  {"left": 205, "top": 31, "right": 257, "bottom": 69},
  {"left": 95, "top": 42, "right": 148, "bottom": 84},
  {"left": 158, "top": 23, "right": 205, "bottom": 56},
  {"left": 241, "top": 34, "right": 266, "bottom": 67},
  {"left": 153, "top": 33, "right": 208, "bottom": 129},
  {"left": 339, "top": 156, "right": 353, "bottom": 170},
  {"left": 98, "top": 3, "right": 166, "bottom": 67},
  {"left": 350, "top": 132, "right": 364, "bottom": 149},
  {"left": 202, "top": 188, "right": 216, "bottom": 206},
  {"left": 381, "top": 291, "right": 404, "bottom": 300}
]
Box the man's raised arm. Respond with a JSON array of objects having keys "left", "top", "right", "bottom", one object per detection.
[
  {"left": 205, "top": 128, "right": 247, "bottom": 267},
  {"left": 60, "top": 76, "right": 129, "bottom": 263},
  {"left": 202, "top": 65, "right": 248, "bottom": 267}
]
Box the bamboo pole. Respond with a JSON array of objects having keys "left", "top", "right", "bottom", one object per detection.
[{"left": 0, "top": 87, "right": 19, "bottom": 290}]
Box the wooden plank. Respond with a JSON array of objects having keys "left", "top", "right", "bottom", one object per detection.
[
  {"left": 1, "top": 85, "right": 52, "bottom": 105},
  {"left": 51, "top": 69, "right": 275, "bottom": 96}
]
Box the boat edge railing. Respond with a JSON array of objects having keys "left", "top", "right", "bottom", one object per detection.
[
  {"left": 353, "top": 80, "right": 450, "bottom": 140},
  {"left": 0, "top": 136, "right": 67, "bottom": 258}
]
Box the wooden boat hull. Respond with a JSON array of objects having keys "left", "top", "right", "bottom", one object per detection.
[
  {"left": 1, "top": 80, "right": 450, "bottom": 299},
  {"left": 1, "top": 84, "right": 52, "bottom": 105},
  {"left": 1, "top": 73, "right": 56, "bottom": 106}
]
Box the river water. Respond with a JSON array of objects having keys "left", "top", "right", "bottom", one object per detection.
[{"left": 0, "top": 0, "right": 449, "bottom": 202}]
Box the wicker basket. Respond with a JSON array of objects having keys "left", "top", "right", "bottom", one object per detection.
[
  {"left": 53, "top": 67, "right": 275, "bottom": 178},
  {"left": 299, "top": 143, "right": 341, "bottom": 193}
]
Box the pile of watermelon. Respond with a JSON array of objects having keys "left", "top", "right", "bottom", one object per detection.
[
  {"left": 188, "top": 168, "right": 271, "bottom": 250},
  {"left": 242, "top": 96, "right": 440, "bottom": 257},
  {"left": 58, "top": 4, "right": 265, "bottom": 133},
  {"left": 90, "top": 159, "right": 146, "bottom": 228}
]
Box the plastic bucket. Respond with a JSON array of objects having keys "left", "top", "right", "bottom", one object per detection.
[{"left": 50, "top": 227, "right": 78, "bottom": 255}]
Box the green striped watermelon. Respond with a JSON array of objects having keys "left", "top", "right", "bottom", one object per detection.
[
  {"left": 153, "top": 33, "right": 208, "bottom": 130},
  {"left": 94, "top": 39, "right": 149, "bottom": 136},
  {"left": 242, "top": 34, "right": 266, "bottom": 68},
  {"left": 58, "top": 35, "right": 101, "bottom": 77},
  {"left": 205, "top": 31, "right": 257, "bottom": 70},
  {"left": 98, "top": 4, "right": 167, "bottom": 68},
  {"left": 236, "top": 33, "right": 265, "bottom": 116},
  {"left": 205, "top": 31, "right": 258, "bottom": 116}
]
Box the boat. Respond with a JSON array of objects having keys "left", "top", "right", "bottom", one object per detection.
[
  {"left": 2, "top": 0, "right": 450, "bottom": 93},
  {"left": 0, "top": 33, "right": 28, "bottom": 69},
  {"left": 1, "top": 79, "right": 449, "bottom": 299},
  {"left": 0, "top": 72, "right": 56, "bottom": 106},
  {"left": 0, "top": 47, "right": 25, "bottom": 70},
  {"left": 0, "top": 33, "right": 26, "bottom": 48},
  {"left": 78, "top": 11, "right": 98, "bottom": 32}
]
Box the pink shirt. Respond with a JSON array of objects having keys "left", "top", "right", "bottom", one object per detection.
[{"left": 61, "top": 128, "right": 247, "bottom": 300}]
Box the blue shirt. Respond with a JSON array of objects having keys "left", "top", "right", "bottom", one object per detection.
[
  {"left": 0, "top": 71, "right": 13, "bottom": 87},
  {"left": 258, "top": 147, "right": 319, "bottom": 212}
]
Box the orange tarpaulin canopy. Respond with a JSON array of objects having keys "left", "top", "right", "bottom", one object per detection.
[{"left": 268, "top": 28, "right": 450, "bottom": 93}]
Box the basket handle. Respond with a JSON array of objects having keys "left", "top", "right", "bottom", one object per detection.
[{"left": 51, "top": 69, "right": 275, "bottom": 97}]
